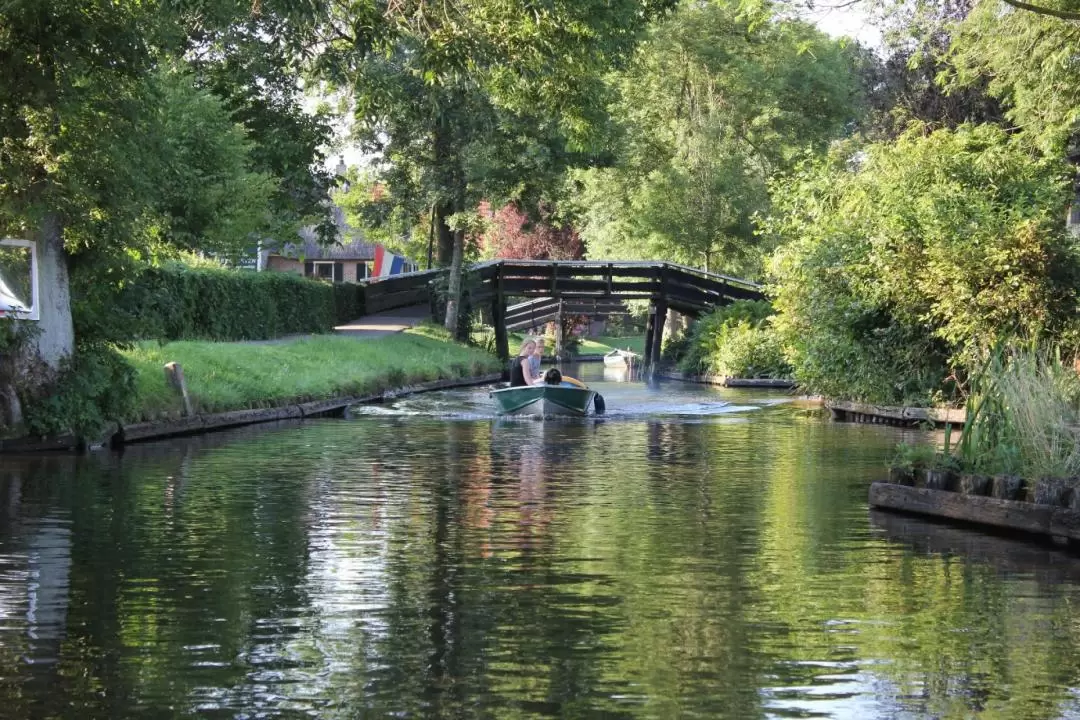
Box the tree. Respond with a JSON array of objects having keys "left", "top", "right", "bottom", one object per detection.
[
  {"left": 573, "top": 0, "right": 865, "bottom": 278},
  {"left": 321, "top": 0, "right": 675, "bottom": 334},
  {"left": 0, "top": 0, "right": 166, "bottom": 426},
  {"left": 179, "top": 0, "right": 337, "bottom": 241},
  {"left": 950, "top": 0, "right": 1080, "bottom": 152},
  {"left": 0, "top": 0, "right": 336, "bottom": 430},
  {"left": 853, "top": 0, "right": 1004, "bottom": 140},
  {"left": 766, "top": 125, "right": 1080, "bottom": 404},
  {"left": 478, "top": 202, "right": 583, "bottom": 261}
]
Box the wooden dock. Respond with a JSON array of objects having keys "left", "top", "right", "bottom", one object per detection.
[
  {"left": 827, "top": 399, "right": 965, "bottom": 427},
  {"left": 658, "top": 370, "right": 795, "bottom": 388}
]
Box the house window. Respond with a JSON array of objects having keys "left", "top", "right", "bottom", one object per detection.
[{"left": 314, "top": 261, "right": 335, "bottom": 280}]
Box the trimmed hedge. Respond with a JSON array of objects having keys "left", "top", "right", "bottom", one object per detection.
[{"left": 83, "top": 264, "right": 365, "bottom": 342}]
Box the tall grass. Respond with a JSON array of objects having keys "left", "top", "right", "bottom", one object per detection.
[
  {"left": 122, "top": 330, "right": 501, "bottom": 422},
  {"left": 952, "top": 348, "right": 1080, "bottom": 478}
]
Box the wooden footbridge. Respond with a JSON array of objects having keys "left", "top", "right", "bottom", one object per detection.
[{"left": 359, "top": 260, "right": 763, "bottom": 367}]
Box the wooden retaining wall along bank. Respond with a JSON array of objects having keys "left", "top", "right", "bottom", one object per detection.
[
  {"left": 870, "top": 475, "right": 1080, "bottom": 543},
  {"left": 0, "top": 373, "right": 503, "bottom": 453}
]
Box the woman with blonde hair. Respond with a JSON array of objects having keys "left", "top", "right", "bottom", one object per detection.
[{"left": 509, "top": 338, "right": 538, "bottom": 387}]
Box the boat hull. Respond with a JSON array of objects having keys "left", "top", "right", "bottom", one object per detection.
[
  {"left": 490, "top": 385, "right": 596, "bottom": 416},
  {"left": 603, "top": 349, "right": 638, "bottom": 367}
]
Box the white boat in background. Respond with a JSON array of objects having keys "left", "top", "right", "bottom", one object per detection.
[{"left": 603, "top": 348, "right": 639, "bottom": 368}]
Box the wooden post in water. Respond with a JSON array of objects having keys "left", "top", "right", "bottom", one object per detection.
[
  {"left": 643, "top": 301, "right": 657, "bottom": 370},
  {"left": 651, "top": 297, "right": 667, "bottom": 369},
  {"left": 164, "top": 362, "right": 193, "bottom": 417}
]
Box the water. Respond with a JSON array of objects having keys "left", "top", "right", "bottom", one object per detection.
[{"left": 3, "top": 364, "right": 1080, "bottom": 718}]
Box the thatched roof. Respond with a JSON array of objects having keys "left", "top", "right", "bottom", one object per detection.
[{"left": 272, "top": 234, "right": 377, "bottom": 261}]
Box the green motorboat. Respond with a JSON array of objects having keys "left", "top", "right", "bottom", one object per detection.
[{"left": 490, "top": 384, "right": 598, "bottom": 417}]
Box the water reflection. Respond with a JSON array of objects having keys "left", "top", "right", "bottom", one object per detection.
[{"left": 1, "top": 397, "right": 1080, "bottom": 717}]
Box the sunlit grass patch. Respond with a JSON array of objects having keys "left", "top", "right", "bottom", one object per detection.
[{"left": 122, "top": 330, "right": 500, "bottom": 421}]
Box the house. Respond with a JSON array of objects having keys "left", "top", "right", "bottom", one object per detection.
[
  {"left": 261, "top": 158, "right": 419, "bottom": 282},
  {"left": 264, "top": 235, "right": 377, "bottom": 283}
]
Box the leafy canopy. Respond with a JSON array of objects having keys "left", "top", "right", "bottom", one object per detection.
[{"left": 573, "top": 0, "right": 865, "bottom": 276}]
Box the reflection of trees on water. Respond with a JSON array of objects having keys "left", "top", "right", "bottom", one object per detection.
[
  {"left": 5, "top": 417, "right": 1080, "bottom": 717},
  {"left": 0, "top": 459, "right": 73, "bottom": 715}
]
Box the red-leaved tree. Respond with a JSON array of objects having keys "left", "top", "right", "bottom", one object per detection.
[{"left": 479, "top": 202, "right": 584, "bottom": 260}]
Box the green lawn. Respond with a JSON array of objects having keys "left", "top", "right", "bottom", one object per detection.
[
  {"left": 576, "top": 335, "right": 645, "bottom": 356},
  {"left": 123, "top": 327, "right": 501, "bottom": 421}
]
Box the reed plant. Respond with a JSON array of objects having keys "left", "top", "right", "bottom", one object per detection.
[{"left": 950, "top": 347, "right": 1080, "bottom": 479}]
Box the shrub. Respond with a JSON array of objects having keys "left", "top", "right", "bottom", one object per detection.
[
  {"left": 75, "top": 263, "right": 365, "bottom": 343},
  {"left": 679, "top": 300, "right": 791, "bottom": 378},
  {"left": 21, "top": 343, "right": 136, "bottom": 438},
  {"left": 766, "top": 125, "right": 1080, "bottom": 404}
]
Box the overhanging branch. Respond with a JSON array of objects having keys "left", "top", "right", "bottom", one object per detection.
[{"left": 1000, "top": 0, "right": 1080, "bottom": 21}]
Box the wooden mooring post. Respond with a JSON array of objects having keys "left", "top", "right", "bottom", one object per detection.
[{"left": 164, "top": 362, "right": 193, "bottom": 417}]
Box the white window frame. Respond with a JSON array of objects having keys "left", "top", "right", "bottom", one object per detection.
[
  {"left": 0, "top": 238, "right": 39, "bottom": 321},
  {"left": 312, "top": 261, "right": 336, "bottom": 281}
]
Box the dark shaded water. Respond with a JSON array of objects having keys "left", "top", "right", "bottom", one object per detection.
[{"left": 4, "top": 365, "right": 1080, "bottom": 718}]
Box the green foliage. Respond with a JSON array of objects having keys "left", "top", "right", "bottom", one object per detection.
[
  {"left": 767, "top": 124, "right": 1080, "bottom": 404},
  {"left": 21, "top": 343, "right": 136, "bottom": 438},
  {"left": 678, "top": 300, "right": 792, "bottom": 379},
  {"left": 573, "top": 0, "right": 866, "bottom": 276},
  {"left": 75, "top": 264, "right": 363, "bottom": 343},
  {"left": 335, "top": 170, "right": 432, "bottom": 266},
  {"left": 143, "top": 67, "right": 279, "bottom": 257},
  {"left": 329, "top": 0, "right": 674, "bottom": 282},
  {"left": 950, "top": 1, "right": 1080, "bottom": 152},
  {"left": 892, "top": 442, "right": 942, "bottom": 471},
  {"left": 0, "top": 318, "right": 37, "bottom": 354}
]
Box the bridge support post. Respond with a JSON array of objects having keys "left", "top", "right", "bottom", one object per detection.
[
  {"left": 644, "top": 302, "right": 657, "bottom": 370},
  {"left": 492, "top": 269, "right": 509, "bottom": 367},
  {"left": 555, "top": 300, "right": 564, "bottom": 360},
  {"left": 645, "top": 298, "right": 667, "bottom": 371}
]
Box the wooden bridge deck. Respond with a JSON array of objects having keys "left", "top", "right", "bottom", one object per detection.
[{"left": 356, "top": 259, "right": 764, "bottom": 367}]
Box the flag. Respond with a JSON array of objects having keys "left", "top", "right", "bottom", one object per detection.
[{"left": 372, "top": 245, "right": 408, "bottom": 278}]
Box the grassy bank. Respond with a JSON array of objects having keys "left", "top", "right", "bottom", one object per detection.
[{"left": 123, "top": 327, "right": 501, "bottom": 422}]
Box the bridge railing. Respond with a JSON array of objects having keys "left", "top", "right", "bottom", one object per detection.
[{"left": 351, "top": 260, "right": 764, "bottom": 337}]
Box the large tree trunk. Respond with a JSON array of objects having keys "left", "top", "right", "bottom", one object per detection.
[
  {"left": 0, "top": 212, "right": 74, "bottom": 433},
  {"left": 443, "top": 229, "right": 465, "bottom": 337},
  {"left": 30, "top": 212, "right": 74, "bottom": 368},
  {"left": 435, "top": 201, "right": 455, "bottom": 266}
]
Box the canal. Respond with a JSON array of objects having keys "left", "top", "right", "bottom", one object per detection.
[{"left": 3, "top": 364, "right": 1080, "bottom": 718}]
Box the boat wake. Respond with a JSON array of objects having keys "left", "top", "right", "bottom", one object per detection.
[{"left": 346, "top": 392, "right": 765, "bottom": 422}]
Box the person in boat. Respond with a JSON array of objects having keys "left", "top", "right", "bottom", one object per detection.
[
  {"left": 543, "top": 368, "right": 562, "bottom": 385},
  {"left": 509, "top": 339, "right": 538, "bottom": 387},
  {"left": 529, "top": 338, "right": 545, "bottom": 379}
]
